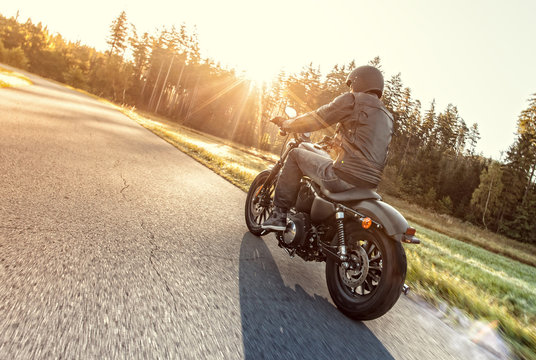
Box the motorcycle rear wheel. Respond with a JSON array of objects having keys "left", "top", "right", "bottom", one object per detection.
[
  {"left": 325, "top": 223, "right": 407, "bottom": 320},
  {"left": 245, "top": 170, "right": 275, "bottom": 236}
]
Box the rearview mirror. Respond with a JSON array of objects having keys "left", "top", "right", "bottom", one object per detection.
[{"left": 285, "top": 106, "right": 297, "bottom": 118}]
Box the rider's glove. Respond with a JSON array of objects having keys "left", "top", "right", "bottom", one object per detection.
[
  {"left": 270, "top": 116, "right": 286, "bottom": 127},
  {"left": 281, "top": 120, "right": 293, "bottom": 132}
]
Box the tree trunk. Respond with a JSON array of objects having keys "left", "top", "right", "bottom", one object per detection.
[
  {"left": 155, "top": 55, "right": 174, "bottom": 114},
  {"left": 148, "top": 60, "right": 165, "bottom": 110},
  {"left": 522, "top": 162, "right": 535, "bottom": 205},
  {"left": 482, "top": 173, "right": 495, "bottom": 229},
  {"left": 184, "top": 76, "right": 200, "bottom": 125},
  {"left": 138, "top": 67, "right": 151, "bottom": 106},
  {"left": 169, "top": 65, "right": 185, "bottom": 116}
]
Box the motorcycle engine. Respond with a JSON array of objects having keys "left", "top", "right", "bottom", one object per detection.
[{"left": 282, "top": 213, "right": 311, "bottom": 249}]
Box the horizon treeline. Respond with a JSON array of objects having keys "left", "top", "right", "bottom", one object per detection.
[{"left": 1, "top": 12, "right": 535, "bottom": 244}]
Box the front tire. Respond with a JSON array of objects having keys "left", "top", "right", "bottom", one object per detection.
[
  {"left": 245, "top": 170, "right": 275, "bottom": 236},
  {"left": 325, "top": 223, "right": 407, "bottom": 320}
]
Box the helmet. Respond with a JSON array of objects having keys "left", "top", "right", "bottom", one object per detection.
[{"left": 346, "top": 65, "right": 384, "bottom": 97}]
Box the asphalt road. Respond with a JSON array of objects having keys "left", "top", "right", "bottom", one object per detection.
[{"left": 0, "top": 67, "right": 502, "bottom": 359}]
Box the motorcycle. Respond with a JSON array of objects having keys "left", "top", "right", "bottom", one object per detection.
[{"left": 244, "top": 107, "right": 420, "bottom": 320}]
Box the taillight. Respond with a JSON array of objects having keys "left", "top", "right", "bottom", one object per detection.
[{"left": 403, "top": 227, "right": 420, "bottom": 244}]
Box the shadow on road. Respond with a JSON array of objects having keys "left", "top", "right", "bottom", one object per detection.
[{"left": 239, "top": 232, "right": 394, "bottom": 360}]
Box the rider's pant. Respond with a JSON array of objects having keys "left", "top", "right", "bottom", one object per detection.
[{"left": 273, "top": 148, "right": 355, "bottom": 210}]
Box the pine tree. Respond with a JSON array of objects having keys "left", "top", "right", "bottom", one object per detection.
[
  {"left": 497, "top": 101, "right": 536, "bottom": 237},
  {"left": 517, "top": 93, "right": 536, "bottom": 203},
  {"left": 518, "top": 93, "right": 536, "bottom": 142},
  {"left": 382, "top": 73, "right": 403, "bottom": 114},
  {"left": 130, "top": 28, "right": 150, "bottom": 81},
  {"left": 420, "top": 100, "right": 437, "bottom": 147},
  {"left": 466, "top": 123, "right": 480, "bottom": 156},
  {"left": 368, "top": 56, "right": 382, "bottom": 72},
  {"left": 107, "top": 11, "right": 128, "bottom": 57},
  {"left": 436, "top": 104, "right": 459, "bottom": 152},
  {"left": 322, "top": 64, "right": 348, "bottom": 103},
  {"left": 455, "top": 118, "right": 469, "bottom": 157}
]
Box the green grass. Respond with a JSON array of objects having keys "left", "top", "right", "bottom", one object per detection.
[
  {"left": 406, "top": 224, "right": 536, "bottom": 359},
  {"left": 0, "top": 66, "right": 32, "bottom": 88},
  {"left": 384, "top": 194, "right": 536, "bottom": 268},
  {"left": 120, "top": 108, "right": 536, "bottom": 360}
]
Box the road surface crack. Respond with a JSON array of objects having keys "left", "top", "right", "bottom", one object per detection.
[
  {"left": 141, "top": 220, "right": 179, "bottom": 312},
  {"left": 120, "top": 173, "right": 130, "bottom": 199}
]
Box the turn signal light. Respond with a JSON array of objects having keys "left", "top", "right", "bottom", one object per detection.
[
  {"left": 405, "top": 227, "right": 416, "bottom": 236},
  {"left": 361, "top": 217, "right": 372, "bottom": 229}
]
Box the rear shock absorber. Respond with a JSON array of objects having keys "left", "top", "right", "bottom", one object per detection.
[{"left": 335, "top": 208, "right": 349, "bottom": 268}]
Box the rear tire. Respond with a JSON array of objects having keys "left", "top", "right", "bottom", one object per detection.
[
  {"left": 245, "top": 170, "right": 275, "bottom": 236},
  {"left": 325, "top": 223, "right": 407, "bottom": 320}
]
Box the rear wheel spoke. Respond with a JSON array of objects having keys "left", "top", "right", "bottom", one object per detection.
[
  {"left": 369, "top": 254, "right": 381, "bottom": 262},
  {"left": 367, "top": 244, "right": 376, "bottom": 256}
]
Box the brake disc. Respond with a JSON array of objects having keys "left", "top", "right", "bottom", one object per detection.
[{"left": 339, "top": 245, "right": 369, "bottom": 288}]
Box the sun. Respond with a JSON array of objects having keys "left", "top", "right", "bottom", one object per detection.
[{"left": 242, "top": 64, "right": 279, "bottom": 87}]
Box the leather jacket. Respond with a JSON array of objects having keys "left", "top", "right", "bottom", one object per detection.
[{"left": 284, "top": 92, "right": 393, "bottom": 187}]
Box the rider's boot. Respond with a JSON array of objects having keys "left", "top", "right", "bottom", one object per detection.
[{"left": 261, "top": 207, "right": 288, "bottom": 232}]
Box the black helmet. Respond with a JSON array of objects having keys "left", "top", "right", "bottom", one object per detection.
[{"left": 346, "top": 65, "right": 384, "bottom": 97}]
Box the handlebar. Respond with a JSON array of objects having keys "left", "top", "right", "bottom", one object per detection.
[
  {"left": 271, "top": 114, "right": 334, "bottom": 147},
  {"left": 279, "top": 127, "right": 332, "bottom": 145}
]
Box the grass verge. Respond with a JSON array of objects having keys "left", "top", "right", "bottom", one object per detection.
[
  {"left": 0, "top": 66, "right": 32, "bottom": 88},
  {"left": 122, "top": 108, "right": 276, "bottom": 191},
  {"left": 407, "top": 224, "right": 536, "bottom": 359},
  {"left": 383, "top": 194, "right": 536, "bottom": 268},
  {"left": 121, "top": 107, "right": 536, "bottom": 360}
]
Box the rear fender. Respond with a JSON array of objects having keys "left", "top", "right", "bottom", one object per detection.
[{"left": 353, "top": 200, "right": 408, "bottom": 242}]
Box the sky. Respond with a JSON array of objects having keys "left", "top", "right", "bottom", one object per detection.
[{"left": 2, "top": 0, "right": 535, "bottom": 159}]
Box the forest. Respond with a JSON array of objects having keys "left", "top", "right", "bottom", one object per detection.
[{"left": 1, "top": 11, "right": 535, "bottom": 244}]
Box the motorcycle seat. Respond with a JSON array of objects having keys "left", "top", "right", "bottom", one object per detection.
[{"left": 320, "top": 186, "right": 382, "bottom": 202}]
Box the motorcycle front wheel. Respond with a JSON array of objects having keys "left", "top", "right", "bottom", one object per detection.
[
  {"left": 244, "top": 170, "right": 275, "bottom": 236},
  {"left": 325, "top": 223, "right": 407, "bottom": 320}
]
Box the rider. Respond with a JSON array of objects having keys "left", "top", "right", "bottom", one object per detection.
[{"left": 261, "top": 65, "right": 393, "bottom": 231}]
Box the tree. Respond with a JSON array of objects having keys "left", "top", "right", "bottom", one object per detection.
[
  {"left": 470, "top": 161, "right": 504, "bottom": 229},
  {"left": 518, "top": 93, "right": 536, "bottom": 142},
  {"left": 368, "top": 56, "right": 382, "bottom": 71},
  {"left": 436, "top": 104, "right": 460, "bottom": 151},
  {"left": 420, "top": 100, "right": 437, "bottom": 147},
  {"left": 0, "top": 40, "right": 28, "bottom": 68},
  {"left": 466, "top": 123, "right": 480, "bottom": 156},
  {"left": 321, "top": 64, "right": 348, "bottom": 103},
  {"left": 130, "top": 27, "right": 150, "bottom": 81},
  {"left": 517, "top": 93, "right": 536, "bottom": 203},
  {"left": 107, "top": 11, "right": 128, "bottom": 57},
  {"left": 382, "top": 73, "right": 403, "bottom": 115}
]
